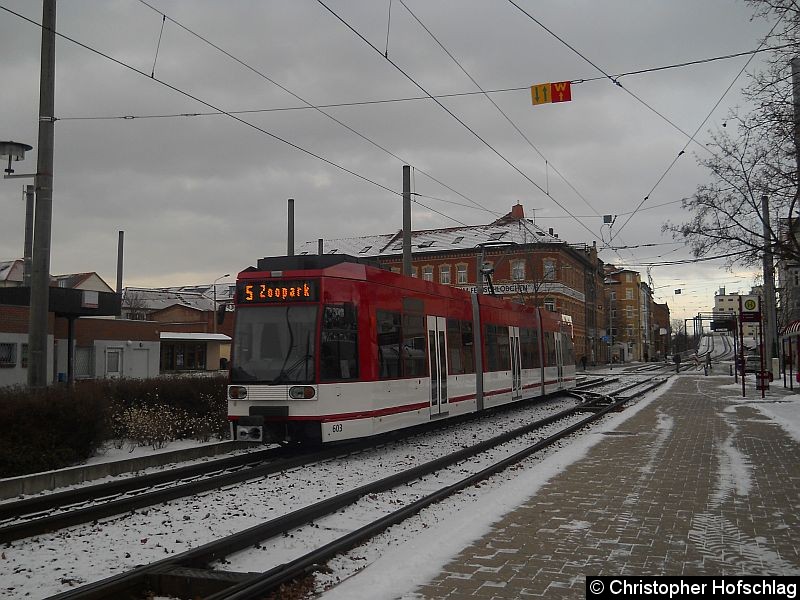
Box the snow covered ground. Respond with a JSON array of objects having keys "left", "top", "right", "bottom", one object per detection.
[{"left": 3, "top": 374, "right": 799, "bottom": 600}]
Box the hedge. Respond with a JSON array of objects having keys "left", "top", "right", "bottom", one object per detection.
[{"left": 0, "top": 376, "right": 228, "bottom": 478}]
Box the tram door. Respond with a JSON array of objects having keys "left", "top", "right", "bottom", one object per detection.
[
  {"left": 427, "top": 316, "right": 448, "bottom": 416},
  {"left": 554, "top": 334, "right": 564, "bottom": 386},
  {"left": 509, "top": 326, "right": 522, "bottom": 400}
]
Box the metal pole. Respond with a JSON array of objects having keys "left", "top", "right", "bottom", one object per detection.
[
  {"left": 28, "top": 0, "right": 57, "bottom": 388},
  {"left": 116, "top": 231, "right": 124, "bottom": 319},
  {"left": 476, "top": 246, "right": 485, "bottom": 295},
  {"left": 67, "top": 317, "right": 75, "bottom": 385},
  {"left": 287, "top": 198, "right": 294, "bottom": 256},
  {"left": 608, "top": 295, "right": 613, "bottom": 369},
  {"left": 23, "top": 185, "right": 33, "bottom": 286},
  {"left": 402, "top": 165, "right": 412, "bottom": 276},
  {"left": 116, "top": 231, "right": 124, "bottom": 293},
  {"left": 761, "top": 194, "right": 777, "bottom": 364}
]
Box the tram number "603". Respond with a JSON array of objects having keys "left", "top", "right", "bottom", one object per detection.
[{"left": 331, "top": 423, "right": 343, "bottom": 434}]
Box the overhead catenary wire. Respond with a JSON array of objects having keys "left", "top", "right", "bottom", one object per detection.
[
  {"left": 397, "top": 0, "right": 634, "bottom": 265},
  {"left": 52, "top": 45, "right": 792, "bottom": 122},
  {"left": 136, "top": 0, "right": 492, "bottom": 223},
  {"left": 608, "top": 13, "right": 786, "bottom": 245},
  {"left": 316, "top": 0, "right": 604, "bottom": 242},
  {"left": 0, "top": 3, "right": 476, "bottom": 228},
  {"left": 506, "top": 0, "right": 709, "bottom": 154}
]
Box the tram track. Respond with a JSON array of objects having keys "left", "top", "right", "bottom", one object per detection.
[
  {"left": 0, "top": 380, "right": 600, "bottom": 545},
  {"left": 40, "top": 377, "right": 666, "bottom": 600}
]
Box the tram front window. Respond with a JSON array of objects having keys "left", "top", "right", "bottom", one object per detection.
[{"left": 232, "top": 305, "right": 318, "bottom": 383}]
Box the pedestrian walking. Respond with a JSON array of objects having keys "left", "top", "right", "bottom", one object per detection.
[
  {"left": 692, "top": 353, "right": 700, "bottom": 370},
  {"left": 673, "top": 353, "right": 682, "bottom": 373},
  {"left": 705, "top": 353, "right": 712, "bottom": 373},
  {"left": 580, "top": 355, "right": 587, "bottom": 370}
]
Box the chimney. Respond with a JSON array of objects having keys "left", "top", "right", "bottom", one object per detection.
[
  {"left": 511, "top": 203, "right": 524, "bottom": 219},
  {"left": 548, "top": 227, "right": 554, "bottom": 236}
]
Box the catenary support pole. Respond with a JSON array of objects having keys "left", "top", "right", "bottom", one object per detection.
[
  {"left": 762, "top": 194, "right": 777, "bottom": 363},
  {"left": 28, "top": 0, "right": 56, "bottom": 387},
  {"left": 23, "top": 185, "right": 33, "bottom": 287},
  {"left": 402, "top": 166, "right": 411, "bottom": 276},
  {"left": 287, "top": 198, "right": 294, "bottom": 256}
]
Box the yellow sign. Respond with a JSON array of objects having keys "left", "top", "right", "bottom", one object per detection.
[
  {"left": 531, "top": 81, "right": 572, "bottom": 105},
  {"left": 531, "top": 83, "right": 551, "bottom": 105}
]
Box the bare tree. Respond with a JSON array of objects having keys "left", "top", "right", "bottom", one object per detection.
[
  {"left": 122, "top": 290, "right": 149, "bottom": 321},
  {"left": 664, "top": 1, "right": 800, "bottom": 266}
]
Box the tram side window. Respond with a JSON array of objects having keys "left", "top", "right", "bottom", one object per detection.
[
  {"left": 402, "top": 312, "right": 427, "bottom": 377},
  {"left": 543, "top": 332, "right": 557, "bottom": 366},
  {"left": 485, "top": 324, "right": 510, "bottom": 372},
  {"left": 321, "top": 303, "right": 359, "bottom": 381},
  {"left": 520, "top": 327, "right": 540, "bottom": 369},
  {"left": 447, "top": 318, "right": 475, "bottom": 374},
  {"left": 377, "top": 310, "right": 402, "bottom": 378}
]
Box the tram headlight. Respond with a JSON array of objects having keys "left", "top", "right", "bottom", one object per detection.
[
  {"left": 229, "top": 386, "right": 248, "bottom": 400},
  {"left": 289, "top": 385, "right": 316, "bottom": 400}
]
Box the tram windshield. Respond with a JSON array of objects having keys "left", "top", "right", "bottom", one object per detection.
[{"left": 231, "top": 305, "right": 317, "bottom": 384}]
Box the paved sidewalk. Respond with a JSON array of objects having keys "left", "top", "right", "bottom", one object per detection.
[{"left": 412, "top": 374, "right": 800, "bottom": 599}]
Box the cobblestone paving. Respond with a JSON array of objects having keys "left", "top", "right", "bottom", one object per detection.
[{"left": 410, "top": 375, "right": 800, "bottom": 599}]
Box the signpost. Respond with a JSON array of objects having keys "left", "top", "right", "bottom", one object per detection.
[{"left": 738, "top": 295, "right": 765, "bottom": 398}]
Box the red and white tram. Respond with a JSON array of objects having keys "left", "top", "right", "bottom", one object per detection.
[{"left": 227, "top": 255, "right": 576, "bottom": 444}]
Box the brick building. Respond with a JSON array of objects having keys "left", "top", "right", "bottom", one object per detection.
[{"left": 297, "top": 203, "right": 609, "bottom": 365}]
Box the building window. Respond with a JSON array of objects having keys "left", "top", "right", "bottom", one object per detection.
[
  {"left": 626, "top": 288, "right": 634, "bottom": 300},
  {"left": 440, "top": 265, "right": 451, "bottom": 284},
  {"left": 161, "top": 342, "right": 207, "bottom": 371},
  {"left": 411, "top": 267, "right": 418, "bottom": 278},
  {"left": 543, "top": 259, "right": 556, "bottom": 281},
  {"left": 544, "top": 298, "right": 555, "bottom": 312},
  {"left": 625, "top": 273, "right": 633, "bottom": 283},
  {"left": 626, "top": 325, "right": 634, "bottom": 338},
  {"left": 626, "top": 306, "right": 634, "bottom": 319},
  {"left": 794, "top": 270, "right": 800, "bottom": 287},
  {"left": 0, "top": 343, "right": 17, "bottom": 367},
  {"left": 422, "top": 266, "right": 433, "bottom": 281},
  {"left": 610, "top": 291, "right": 616, "bottom": 301},
  {"left": 20, "top": 343, "right": 28, "bottom": 369},
  {"left": 457, "top": 264, "right": 468, "bottom": 284},
  {"left": 511, "top": 260, "right": 525, "bottom": 281}
]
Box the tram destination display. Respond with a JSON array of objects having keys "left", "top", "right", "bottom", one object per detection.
[{"left": 237, "top": 279, "right": 318, "bottom": 304}]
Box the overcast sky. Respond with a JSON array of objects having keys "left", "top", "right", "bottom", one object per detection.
[{"left": 0, "top": 1, "right": 777, "bottom": 320}]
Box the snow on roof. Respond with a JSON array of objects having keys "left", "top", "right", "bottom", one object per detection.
[
  {"left": 0, "top": 259, "right": 23, "bottom": 282},
  {"left": 295, "top": 213, "right": 562, "bottom": 258}
]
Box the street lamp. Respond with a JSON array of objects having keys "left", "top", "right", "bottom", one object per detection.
[
  {"left": 0, "top": 141, "right": 33, "bottom": 176},
  {"left": 475, "top": 241, "right": 517, "bottom": 295},
  {"left": 212, "top": 273, "right": 230, "bottom": 334}
]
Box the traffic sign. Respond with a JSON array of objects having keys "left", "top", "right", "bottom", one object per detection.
[{"left": 531, "top": 81, "right": 572, "bottom": 105}]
